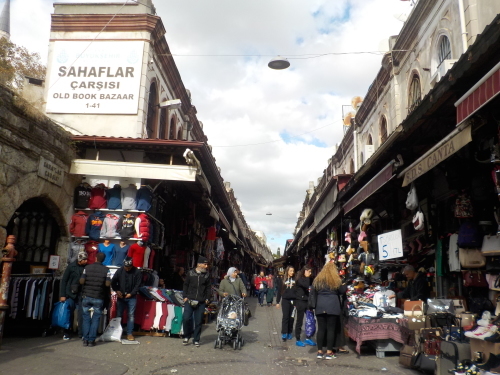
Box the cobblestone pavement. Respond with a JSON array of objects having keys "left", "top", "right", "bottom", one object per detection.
[{"left": 0, "top": 297, "right": 420, "bottom": 375}]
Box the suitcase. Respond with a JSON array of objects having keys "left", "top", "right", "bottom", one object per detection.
[{"left": 436, "top": 341, "right": 471, "bottom": 375}]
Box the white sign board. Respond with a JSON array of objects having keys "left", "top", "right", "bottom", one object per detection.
[
  {"left": 377, "top": 229, "right": 403, "bottom": 260},
  {"left": 46, "top": 41, "right": 144, "bottom": 114}
]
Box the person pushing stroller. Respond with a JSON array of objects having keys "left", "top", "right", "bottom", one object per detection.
[{"left": 218, "top": 267, "right": 247, "bottom": 298}]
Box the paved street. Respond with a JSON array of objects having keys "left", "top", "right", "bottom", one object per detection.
[{"left": 0, "top": 298, "right": 419, "bottom": 375}]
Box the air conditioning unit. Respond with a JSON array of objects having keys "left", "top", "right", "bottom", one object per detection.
[
  {"left": 430, "top": 59, "right": 458, "bottom": 87},
  {"left": 364, "top": 145, "right": 375, "bottom": 160}
]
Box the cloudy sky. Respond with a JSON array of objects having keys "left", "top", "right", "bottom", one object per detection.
[{"left": 9, "top": 0, "right": 412, "bottom": 254}]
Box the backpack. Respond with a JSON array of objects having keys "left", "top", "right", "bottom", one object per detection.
[{"left": 457, "top": 222, "right": 483, "bottom": 248}]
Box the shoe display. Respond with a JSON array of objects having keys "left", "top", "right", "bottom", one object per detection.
[
  {"left": 183, "top": 338, "right": 190, "bottom": 345},
  {"left": 287, "top": 333, "right": 293, "bottom": 340},
  {"left": 476, "top": 354, "right": 500, "bottom": 371},
  {"left": 127, "top": 334, "right": 135, "bottom": 341},
  {"left": 475, "top": 325, "right": 498, "bottom": 340},
  {"left": 465, "top": 325, "right": 491, "bottom": 338},
  {"left": 194, "top": 341, "right": 200, "bottom": 347},
  {"left": 304, "top": 339, "right": 316, "bottom": 346},
  {"left": 296, "top": 340, "right": 306, "bottom": 347},
  {"left": 83, "top": 340, "right": 88, "bottom": 347}
]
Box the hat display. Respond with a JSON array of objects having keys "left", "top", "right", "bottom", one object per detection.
[{"left": 198, "top": 255, "right": 208, "bottom": 264}]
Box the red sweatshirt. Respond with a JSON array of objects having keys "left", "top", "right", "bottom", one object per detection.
[{"left": 127, "top": 243, "right": 146, "bottom": 268}]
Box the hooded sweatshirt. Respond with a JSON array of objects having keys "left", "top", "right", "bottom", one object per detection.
[
  {"left": 69, "top": 211, "right": 88, "bottom": 238},
  {"left": 86, "top": 211, "right": 105, "bottom": 240}
]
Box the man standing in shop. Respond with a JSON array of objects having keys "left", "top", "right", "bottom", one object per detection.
[
  {"left": 182, "top": 256, "right": 211, "bottom": 347},
  {"left": 80, "top": 252, "right": 111, "bottom": 347},
  {"left": 60, "top": 251, "right": 88, "bottom": 340},
  {"left": 395, "top": 265, "right": 430, "bottom": 301},
  {"left": 111, "top": 258, "right": 142, "bottom": 341}
]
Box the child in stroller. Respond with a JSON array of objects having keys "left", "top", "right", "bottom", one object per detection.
[{"left": 214, "top": 295, "right": 245, "bottom": 350}]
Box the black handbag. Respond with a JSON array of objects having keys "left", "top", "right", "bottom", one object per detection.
[
  {"left": 413, "top": 353, "right": 437, "bottom": 373},
  {"left": 469, "top": 297, "right": 495, "bottom": 314},
  {"left": 486, "top": 256, "right": 500, "bottom": 272}
]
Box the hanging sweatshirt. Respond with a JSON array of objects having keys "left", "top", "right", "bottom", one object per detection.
[
  {"left": 74, "top": 184, "right": 91, "bottom": 208},
  {"left": 136, "top": 186, "right": 153, "bottom": 211},
  {"left": 100, "top": 214, "right": 120, "bottom": 238},
  {"left": 85, "top": 241, "right": 100, "bottom": 265},
  {"left": 69, "top": 211, "right": 88, "bottom": 238},
  {"left": 113, "top": 244, "right": 130, "bottom": 266},
  {"left": 135, "top": 213, "right": 151, "bottom": 241},
  {"left": 106, "top": 185, "right": 122, "bottom": 209},
  {"left": 98, "top": 243, "right": 116, "bottom": 266},
  {"left": 121, "top": 184, "right": 137, "bottom": 210},
  {"left": 118, "top": 215, "right": 136, "bottom": 239},
  {"left": 89, "top": 185, "right": 107, "bottom": 209},
  {"left": 127, "top": 242, "right": 147, "bottom": 268},
  {"left": 85, "top": 211, "right": 105, "bottom": 240},
  {"left": 68, "top": 240, "right": 85, "bottom": 264}
]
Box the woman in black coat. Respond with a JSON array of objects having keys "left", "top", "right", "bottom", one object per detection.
[
  {"left": 294, "top": 265, "right": 316, "bottom": 347},
  {"left": 276, "top": 265, "right": 296, "bottom": 342},
  {"left": 308, "top": 260, "right": 347, "bottom": 360}
]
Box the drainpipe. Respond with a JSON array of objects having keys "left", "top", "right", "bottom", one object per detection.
[
  {"left": 353, "top": 129, "right": 358, "bottom": 172},
  {"left": 0, "top": 235, "right": 17, "bottom": 348},
  {"left": 458, "top": 0, "right": 468, "bottom": 53}
]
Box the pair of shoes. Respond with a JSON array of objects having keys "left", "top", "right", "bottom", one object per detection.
[
  {"left": 317, "top": 351, "right": 324, "bottom": 359},
  {"left": 287, "top": 333, "right": 293, "bottom": 340},
  {"left": 282, "top": 334, "right": 287, "bottom": 341},
  {"left": 324, "top": 352, "right": 336, "bottom": 360},
  {"left": 194, "top": 341, "right": 200, "bottom": 347},
  {"left": 63, "top": 334, "right": 71, "bottom": 340},
  {"left": 296, "top": 340, "right": 306, "bottom": 347},
  {"left": 83, "top": 340, "right": 88, "bottom": 347},
  {"left": 183, "top": 338, "right": 190, "bottom": 345},
  {"left": 304, "top": 339, "right": 316, "bottom": 346},
  {"left": 88, "top": 341, "right": 96, "bottom": 347},
  {"left": 127, "top": 334, "right": 135, "bottom": 341}
]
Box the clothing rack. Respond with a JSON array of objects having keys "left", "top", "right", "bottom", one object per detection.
[{"left": 11, "top": 273, "right": 54, "bottom": 277}]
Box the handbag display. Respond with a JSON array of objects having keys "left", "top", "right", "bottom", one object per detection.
[
  {"left": 399, "top": 335, "right": 416, "bottom": 368},
  {"left": 404, "top": 300, "right": 424, "bottom": 316},
  {"left": 455, "top": 312, "right": 476, "bottom": 328},
  {"left": 406, "top": 183, "right": 419, "bottom": 211},
  {"left": 459, "top": 248, "right": 486, "bottom": 268},
  {"left": 438, "top": 341, "right": 471, "bottom": 375},
  {"left": 406, "top": 305, "right": 427, "bottom": 331},
  {"left": 413, "top": 352, "right": 437, "bottom": 373},
  {"left": 486, "top": 274, "right": 500, "bottom": 291},
  {"left": 481, "top": 234, "right": 500, "bottom": 255},
  {"left": 486, "top": 256, "right": 500, "bottom": 271},
  {"left": 452, "top": 298, "right": 467, "bottom": 314},
  {"left": 462, "top": 270, "right": 488, "bottom": 288},
  {"left": 427, "top": 299, "right": 454, "bottom": 314},
  {"left": 413, "top": 211, "right": 425, "bottom": 231}
]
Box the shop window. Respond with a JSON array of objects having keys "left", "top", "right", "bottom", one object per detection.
[
  {"left": 169, "top": 116, "right": 176, "bottom": 140},
  {"left": 408, "top": 74, "right": 422, "bottom": 114},
  {"left": 437, "top": 35, "right": 451, "bottom": 67},
  {"left": 146, "top": 82, "right": 158, "bottom": 138},
  {"left": 159, "top": 108, "right": 167, "bottom": 139},
  {"left": 380, "top": 117, "right": 388, "bottom": 144},
  {"left": 7, "top": 198, "right": 60, "bottom": 273}
]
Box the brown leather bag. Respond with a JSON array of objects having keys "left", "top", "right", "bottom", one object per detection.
[{"left": 399, "top": 335, "right": 416, "bottom": 368}]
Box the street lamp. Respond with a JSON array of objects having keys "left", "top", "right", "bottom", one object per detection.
[
  {"left": 268, "top": 56, "right": 290, "bottom": 70},
  {"left": 266, "top": 213, "right": 272, "bottom": 215}
]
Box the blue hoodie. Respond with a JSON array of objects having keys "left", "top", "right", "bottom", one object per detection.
[{"left": 86, "top": 211, "right": 105, "bottom": 241}]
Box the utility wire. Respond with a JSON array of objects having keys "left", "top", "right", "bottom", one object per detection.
[{"left": 159, "top": 51, "right": 387, "bottom": 59}]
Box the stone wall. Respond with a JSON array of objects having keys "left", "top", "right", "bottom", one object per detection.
[{"left": 0, "top": 85, "right": 78, "bottom": 262}]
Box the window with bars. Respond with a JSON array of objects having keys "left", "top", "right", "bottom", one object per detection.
[
  {"left": 146, "top": 82, "right": 158, "bottom": 138},
  {"left": 438, "top": 36, "right": 451, "bottom": 67},
  {"left": 380, "top": 117, "right": 388, "bottom": 144},
  {"left": 7, "top": 198, "right": 60, "bottom": 272},
  {"left": 408, "top": 74, "right": 422, "bottom": 114}
]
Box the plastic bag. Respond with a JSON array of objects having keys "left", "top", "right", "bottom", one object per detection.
[
  {"left": 427, "top": 299, "right": 454, "bottom": 314},
  {"left": 51, "top": 300, "right": 74, "bottom": 329},
  {"left": 406, "top": 183, "right": 418, "bottom": 211},
  {"left": 305, "top": 310, "right": 316, "bottom": 337},
  {"left": 98, "top": 317, "right": 123, "bottom": 342}
]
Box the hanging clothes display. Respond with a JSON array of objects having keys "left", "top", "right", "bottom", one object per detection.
[
  {"left": 85, "top": 211, "right": 105, "bottom": 241},
  {"left": 127, "top": 242, "right": 147, "bottom": 268},
  {"left": 98, "top": 241, "right": 116, "bottom": 266},
  {"left": 136, "top": 186, "right": 153, "bottom": 211},
  {"left": 135, "top": 213, "right": 151, "bottom": 241},
  {"left": 118, "top": 214, "right": 136, "bottom": 239},
  {"left": 74, "top": 183, "right": 91, "bottom": 209},
  {"left": 89, "top": 184, "right": 107, "bottom": 209},
  {"left": 143, "top": 246, "right": 151, "bottom": 268},
  {"left": 85, "top": 241, "right": 99, "bottom": 264},
  {"left": 106, "top": 184, "right": 122, "bottom": 209},
  {"left": 8, "top": 277, "right": 60, "bottom": 321},
  {"left": 69, "top": 211, "right": 88, "bottom": 238},
  {"left": 121, "top": 184, "right": 138, "bottom": 210},
  {"left": 100, "top": 214, "right": 120, "bottom": 238},
  {"left": 113, "top": 242, "right": 130, "bottom": 266},
  {"left": 67, "top": 240, "right": 86, "bottom": 264}
]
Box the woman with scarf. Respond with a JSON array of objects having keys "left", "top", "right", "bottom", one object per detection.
[
  {"left": 219, "top": 267, "right": 247, "bottom": 297},
  {"left": 308, "top": 260, "right": 347, "bottom": 360},
  {"left": 265, "top": 274, "right": 275, "bottom": 306},
  {"left": 276, "top": 265, "right": 296, "bottom": 342}
]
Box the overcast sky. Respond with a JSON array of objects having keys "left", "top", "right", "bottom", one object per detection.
[{"left": 9, "top": 0, "right": 412, "bottom": 254}]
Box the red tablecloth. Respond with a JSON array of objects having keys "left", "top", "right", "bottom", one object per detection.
[{"left": 346, "top": 316, "right": 411, "bottom": 354}]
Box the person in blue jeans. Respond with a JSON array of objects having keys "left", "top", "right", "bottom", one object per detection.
[
  {"left": 111, "top": 258, "right": 142, "bottom": 341},
  {"left": 80, "top": 252, "right": 111, "bottom": 347}
]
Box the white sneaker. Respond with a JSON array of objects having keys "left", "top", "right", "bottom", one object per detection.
[
  {"left": 465, "top": 325, "right": 491, "bottom": 338},
  {"left": 182, "top": 338, "right": 190, "bottom": 345},
  {"left": 474, "top": 325, "right": 498, "bottom": 340}
]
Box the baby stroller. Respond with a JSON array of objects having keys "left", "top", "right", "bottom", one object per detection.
[{"left": 214, "top": 295, "right": 245, "bottom": 350}]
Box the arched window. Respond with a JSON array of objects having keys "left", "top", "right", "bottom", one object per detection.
[
  {"left": 159, "top": 108, "right": 167, "bottom": 139},
  {"left": 438, "top": 36, "right": 451, "bottom": 66},
  {"left": 146, "top": 82, "right": 158, "bottom": 138},
  {"left": 177, "top": 127, "right": 183, "bottom": 140},
  {"left": 169, "top": 116, "right": 176, "bottom": 139},
  {"left": 380, "top": 117, "right": 388, "bottom": 144},
  {"left": 350, "top": 159, "right": 355, "bottom": 174},
  {"left": 360, "top": 152, "right": 364, "bottom": 165},
  {"left": 408, "top": 74, "right": 421, "bottom": 114},
  {"left": 367, "top": 134, "right": 373, "bottom": 145}
]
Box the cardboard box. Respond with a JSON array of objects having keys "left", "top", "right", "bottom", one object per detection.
[{"left": 469, "top": 338, "right": 500, "bottom": 362}]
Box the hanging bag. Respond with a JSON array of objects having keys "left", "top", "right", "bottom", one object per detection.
[
  {"left": 481, "top": 234, "right": 500, "bottom": 255},
  {"left": 406, "top": 183, "right": 419, "bottom": 211},
  {"left": 486, "top": 274, "right": 500, "bottom": 291},
  {"left": 51, "top": 300, "right": 74, "bottom": 329},
  {"left": 413, "top": 211, "right": 425, "bottom": 231},
  {"left": 305, "top": 310, "right": 316, "bottom": 337},
  {"left": 458, "top": 248, "right": 486, "bottom": 268},
  {"left": 457, "top": 222, "right": 483, "bottom": 248},
  {"left": 462, "top": 270, "right": 488, "bottom": 288}
]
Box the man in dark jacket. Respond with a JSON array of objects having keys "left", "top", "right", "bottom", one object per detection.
[
  {"left": 111, "top": 258, "right": 142, "bottom": 341},
  {"left": 182, "top": 255, "right": 211, "bottom": 347},
  {"left": 60, "top": 251, "right": 88, "bottom": 340},
  {"left": 80, "top": 252, "right": 111, "bottom": 347},
  {"left": 396, "top": 265, "right": 430, "bottom": 301}
]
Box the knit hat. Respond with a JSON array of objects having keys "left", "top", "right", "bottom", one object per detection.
[
  {"left": 227, "top": 267, "right": 237, "bottom": 276},
  {"left": 123, "top": 257, "right": 133, "bottom": 267},
  {"left": 77, "top": 252, "right": 88, "bottom": 261},
  {"left": 198, "top": 255, "right": 208, "bottom": 264}
]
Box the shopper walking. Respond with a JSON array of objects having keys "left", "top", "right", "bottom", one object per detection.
[
  {"left": 254, "top": 271, "right": 268, "bottom": 306},
  {"left": 60, "top": 251, "right": 88, "bottom": 340},
  {"left": 111, "top": 258, "right": 142, "bottom": 341},
  {"left": 182, "top": 256, "right": 211, "bottom": 347},
  {"left": 276, "top": 266, "right": 296, "bottom": 342},
  {"left": 308, "top": 261, "right": 347, "bottom": 360},
  {"left": 219, "top": 267, "right": 247, "bottom": 297},
  {"left": 80, "top": 252, "right": 111, "bottom": 347},
  {"left": 265, "top": 274, "right": 275, "bottom": 306},
  {"left": 295, "top": 265, "right": 316, "bottom": 347}
]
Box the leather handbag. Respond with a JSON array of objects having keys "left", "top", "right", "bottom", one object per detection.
[
  {"left": 404, "top": 300, "right": 424, "bottom": 316},
  {"left": 462, "top": 270, "right": 488, "bottom": 288},
  {"left": 399, "top": 335, "right": 416, "bottom": 368},
  {"left": 486, "top": 274, "right": 500, "bottom": 291},
  {"left": 452, "top": 298, "right": 467, "bottom": 314},
  {"left": 406, "top": 305, "right": 427, "bottom": 331},
  {"left": 481, "top": 234, "right": 500, "bottom": 255},
  {"left": 486, "top": 256, "right": 500, "bottom": 271},
  {"left": 427, "top": 299, "right": 454, "bottom": 314},
  {"left": 459, "top": 248, "right": 486, "bottom": 268},
  {"left": 455, "top": 312, "right": 476, "bottom": 328}
]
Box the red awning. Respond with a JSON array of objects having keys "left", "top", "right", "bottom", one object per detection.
[
  {"left": 456, "top": 61, "right": 500, "bottom": 125},
  {"left": 343, "top": 162, "right": 395, "bottom": 214}
]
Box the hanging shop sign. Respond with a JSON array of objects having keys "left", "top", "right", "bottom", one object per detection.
[
  {"left": 401, "top": 124, "right": 471, "bottom": 187},
  {"left": 46, "top": 41, "right": 144, "bottom": 114},
  {"left": 377, "top": 229, "right": 403, "bottom": 261}
]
